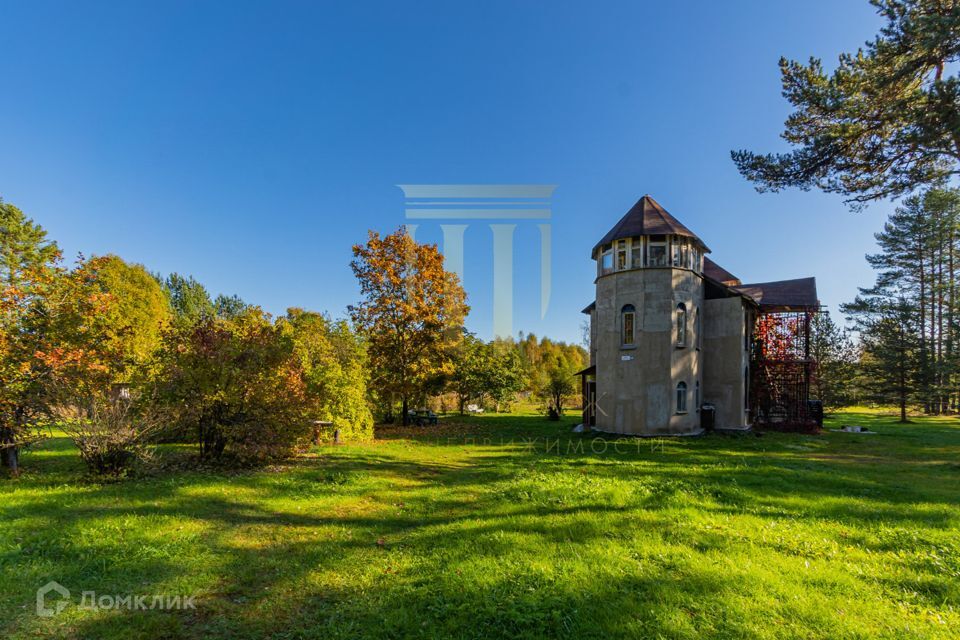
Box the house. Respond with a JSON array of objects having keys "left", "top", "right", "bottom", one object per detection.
[{"left": 579, "top": 195, "right": 819, "bottom": 435}]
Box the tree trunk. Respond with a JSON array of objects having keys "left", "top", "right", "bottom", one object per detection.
[
  {"left": 401, "top": 396, "right": 409, "bottom": 426},
  {"left": 937, "top": 220, "right": 945, "bottom": 414},
  {"left": 949, "top": 220, "right": 956, "bottom": 413},
  {"left": 919, "top": 230, "right": 928, "bottom": 413},
  {"left": 0, "top": 426, "right": 19, "bottom": 476},
  {"left": 899, "top": 330, "right": 909, "bottom": 423}
]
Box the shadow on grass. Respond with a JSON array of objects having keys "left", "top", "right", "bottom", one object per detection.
[{"left": 3, "top": 409, "right": 960, "bottom": 638}]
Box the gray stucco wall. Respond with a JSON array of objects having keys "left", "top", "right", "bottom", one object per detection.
[
  {"left": 589, "top": 309, "right": 597, "bottom": 367},
  {"left": 702, "top": 297, "right": 751, "bottom": 429},
  {"left": 593, "top": 267, "right": 703, "bottom": 435}
]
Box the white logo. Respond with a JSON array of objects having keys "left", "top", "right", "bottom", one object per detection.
[
  {"left": 36, "top": 581, "right": 70, "bottom": 617},
  {"left": 399, "top": 184, "right": 556, "bottom": 339}
]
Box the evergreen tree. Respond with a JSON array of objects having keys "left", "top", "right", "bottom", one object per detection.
[
  {"left": 809, "top": 310, "right": 860, "bottom": 408},
  {"left": 840, "top": 188, "right": 960, "bottom": 418},
  {"left": 164, "top": 273, "right": 215, "bottom": 326},
  {"left": 733, "top": 0, "right": 960, "bottom": 206},
  {"left": 0, "top": 199, "right": 60, "bottom": 287},
  {"left": 845, "top": 297, "right": 920, "bottom": 421}
]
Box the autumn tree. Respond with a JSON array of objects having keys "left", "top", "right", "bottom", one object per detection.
[
  {"left": 0, "top": 250, "right": 120, "bottom": 473},
  {"left": 87, "top": 255, "right": 171, "bottom": 379},
  {"left": 349, "top": 228, "right": 468, "bottom": 424},
  {"left": 279, "top": 308, "right": 374, "bottom": 442},
  {"left": 538, "top": 359, "right": 577, "bottom": 420},
  {"left": 0, "top": 200, "right": 70, "bottom": 472},
  {"left": 733, "top": 0, "right": 960, "bottom": 207},
  {"left": 448, "top": 333, "right": 488, "bottom": 414},
  {"left": 158, "top": 307, "right": 314, "bottom": 463},
  {"left": 515, "top": 332, "right": 588, "bottom": 396},
  {"left": 448, "top": 333, "right": 525, "bottom": 413},
  {"left": 485, "top": 341, "right": 526, "bottom": 411}
]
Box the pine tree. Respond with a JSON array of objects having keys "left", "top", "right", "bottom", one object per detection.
[
  {"left": 844, "top": 296, "right": 920, "bottom": 421},
  {"left": 843, "top": 186, "right": 960, "bottom": 418},
  {"left": 733, "top": 0, "right": 960, "bottom": 207},
  {"left": 0, "top": 199, "right": 59, "bottom": 287},
  {"left": 809, "top": 310, "right": 860, "bottom": 408}
]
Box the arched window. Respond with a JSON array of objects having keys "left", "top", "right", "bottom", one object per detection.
[
  {"left": 676, "top": 303, "right": 687, "bottom": 347},
  {"left": 621, "top": 304, "right": 636, "bottom": 346},
  {"left": 676, "top": 382, "right": 688, "bottom": 413}
]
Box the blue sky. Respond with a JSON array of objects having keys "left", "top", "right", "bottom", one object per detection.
[{"left": 0, "top": 1, "right": 892, "bottom": 343}]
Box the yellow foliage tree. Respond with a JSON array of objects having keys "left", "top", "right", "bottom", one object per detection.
[{"left": 349, "top": 228, "right": 468, "bottom": 424}]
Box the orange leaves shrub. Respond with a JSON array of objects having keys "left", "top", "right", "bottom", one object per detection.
[{"left": 157, "top": 308, "right": 314, "bottom": 464}]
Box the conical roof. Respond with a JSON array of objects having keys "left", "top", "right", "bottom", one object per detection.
[{"left": 592, "top": 195, "right": 708, "bottom": 257}]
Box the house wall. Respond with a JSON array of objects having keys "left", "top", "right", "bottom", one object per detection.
[
  {"left": 589, "top": 308, "right": 597, "bottom": 367},
  {"left": 702, "top": 297, "right": 750, "bottom": 429},
  {"left": 593, "top": 267, "right": 703, "bottom": 435}
]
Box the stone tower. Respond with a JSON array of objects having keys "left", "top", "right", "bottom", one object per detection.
[{"left": 584, "top": 195, "right": 709, "bottom": 435}]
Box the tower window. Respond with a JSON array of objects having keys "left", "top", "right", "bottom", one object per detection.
[
  {"left": 616, "top": 240, "right": 628, "bottom": 270},
  {"left": 676, "top": 382, "right": 688, "bottom": 414},
  {"left": 631, "top": 237, "right": 643, "bottom": 268},
  {"left": 676, "top": 303, "right": 687, "bottom": 347},
  {"left": 647, "top": 235, "right": 667, "bottom": 267},
  {"left": 621, "top": 304, "right": 636, "bottom": 347},
  {"left": 601, "top": 244, "right": 613, "bottom": 274}
]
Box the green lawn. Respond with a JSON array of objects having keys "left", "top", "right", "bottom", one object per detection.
[{"left": 2, "top": 409, "right": 959, "bottom": 639}]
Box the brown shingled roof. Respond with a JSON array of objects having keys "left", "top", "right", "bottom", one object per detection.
[
  {"left": 703, "top": 257, "right": 741, "bottom": 286},
  {"left": 592, "top": 195, "right": 708, "bottom": 258},
  {"left": 733, "top": 277, "right": 819, "bottom": 311}
]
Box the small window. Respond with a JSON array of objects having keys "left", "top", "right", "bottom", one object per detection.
[
  {"left": 601, "top": 250, "right": 613, "bottom": 273},
  {"left": 671, "top": 241, "right": 681, "bottom": 267},
  {"left": 695, "top": 381, "right": 700, "bottom": 411},
  {"left": 676, "top": 303, "right": 687, "bottom": 347},
  {"left": 676, "top": 382, "right": 688, "bottom": 413},
  {"left": 621, "top": 304, "right": 636, "bottom": 346}
]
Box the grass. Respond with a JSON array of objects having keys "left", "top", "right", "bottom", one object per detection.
[{"left": 2, "top": 408, "right": 959, "bottom": 639}]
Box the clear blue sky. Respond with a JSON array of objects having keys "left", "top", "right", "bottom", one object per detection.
[{"left": 0, "top": 1, "right": 892, "bottom": 343}]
